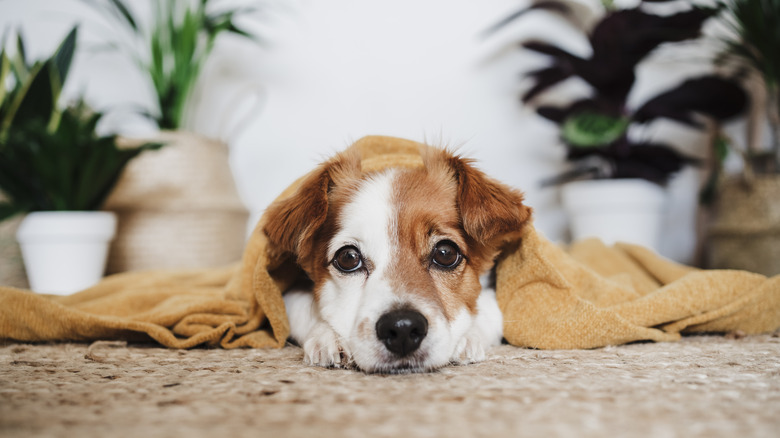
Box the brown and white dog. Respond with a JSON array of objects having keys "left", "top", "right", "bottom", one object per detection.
[{"left": 264, "top": 145, "right": 531, "bottom": 373}]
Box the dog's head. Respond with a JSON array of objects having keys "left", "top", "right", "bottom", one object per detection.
[{"left": 264, "top": 146, "right": 531, "bottom": 372}]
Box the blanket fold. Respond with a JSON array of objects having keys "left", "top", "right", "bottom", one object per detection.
[{"left": 1, "top": 136, "right": 778, "bottom": 349}]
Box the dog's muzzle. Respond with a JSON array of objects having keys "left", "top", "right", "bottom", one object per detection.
[{"left": 375, "top": 309, "right": 428, "bottom": 357}]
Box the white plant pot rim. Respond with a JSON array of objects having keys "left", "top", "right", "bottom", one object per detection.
[
  {"left": 16, "top": 211, "right": 117, "bottom": 242},
  {"left": 561, "top": 178, "right": 668, "bottom": 251},
  {"left": 561, "top": 179, "right": 666, "bottom": 212}
]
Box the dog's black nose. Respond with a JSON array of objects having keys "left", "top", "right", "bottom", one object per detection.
[{"left": 375, "top": 309, "right": 428, "bottom": 357}]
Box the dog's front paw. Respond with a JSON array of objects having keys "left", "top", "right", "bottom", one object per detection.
[
  {"left": 451, "top": 332, "right": 487, "bottom": 365},
  {"left": 302, "top": 322, "right": 352, "bottom": 368}
]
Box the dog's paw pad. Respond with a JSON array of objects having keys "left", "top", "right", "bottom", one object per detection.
[
  {"left": 452, "top": 333, "right": 486, "bottom": 365},
  {"left": 302, "top": 323, "right": 351, "bottom": 368}
]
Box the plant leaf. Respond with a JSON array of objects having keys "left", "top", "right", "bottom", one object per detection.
[
  {"left": 539, "top": 156, "right": 609, "bottom": 186},
  {"left": 15, "top": 33, "right": 26, "bottom": 68},
  {"left": 226, "top": 22, "right": 256, "bottom": 41},
  {"left": 53, "top": 26, "right": 78, "bottom": 88},
  {"left": 590, "top": 7, "right": 717, "bottom": 68},
  {"left": 536, "top": 105, "right": 570, "bottom": 124},
  {"left": 580, "top": 7, "right": 716, "bottom": 103},
  {"left": 483, "top": 0, "right": 598, "bottom": 36},
  {"left": 716, "top": 0, "right": 780, "bottom": 91},
  {"left": 633, "top": 76, "right": 748, "bottom": 127},
  {"left": 699, "top": 134, "right": 731, "bottom": 205},
  {"left": 108, "top": 0, "right": 139, "bottom": 32},
  {"left": 8, "top": 30, "right": 30, "bottom": 86},
  {"left": 4, "top": 62, "right": 56, "bottom": 131},
  {"left": 521, "top": 40, "right": 575, "bottom": 58},
  {"left": 562, "top": 111, "right": 630, "bottom": 148},
  {"left": 611, "top": 142, "right": 701, "bottom": 185},
  {"left": 520, "top": 41, "right": 583, "bottom": 101},
  {"left": 537, "top": 98, "right": 617, "bottom": 124},
  {"left": 522, "top": 66, "right": 573, "bottom": 102},
  {"left": 0, "top": 49, "right": 10, "bottom": 113}
]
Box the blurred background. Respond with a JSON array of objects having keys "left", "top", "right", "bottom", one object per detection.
[{"left": 0, "top": 0, "right": 761, "bottom": 270}]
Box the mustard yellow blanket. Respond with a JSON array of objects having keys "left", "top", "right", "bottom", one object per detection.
[{"left": 1, "top": 136, "right": 778, "bottom": 349}]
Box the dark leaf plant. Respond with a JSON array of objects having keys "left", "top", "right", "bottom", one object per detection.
[
  {"left": 0, "top": 27, "right": 160, "bottom": 221},
  {"left": 713, "top": 0, "right": 780, "bottom": 174},
  {"left": 83, "top": 0, "right": 259, "bottom": 130},
  {"left": 488, "top": 0, "right": 749, "bottom": 186}
]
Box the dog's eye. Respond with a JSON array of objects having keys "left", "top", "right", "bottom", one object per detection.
[
  {"left": 432, "top": 240, "right": 461, "bottom": 269},
  {"left": 333, "top": 246, "right": 363, "bottom": 273}
]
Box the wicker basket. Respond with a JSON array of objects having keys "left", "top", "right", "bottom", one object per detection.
[
  {"left": 0, "top": 214, "right": 29, "bottom": 289},
  {"left": 707, "top": 174, "right": 780, "bottom": 276},
  {"left": 103, "top": 131, "right": 249, "bottom": 274}
]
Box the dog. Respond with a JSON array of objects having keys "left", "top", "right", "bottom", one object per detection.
[{"left": 263, "top": 145, "right": 531, "bottom": 373}]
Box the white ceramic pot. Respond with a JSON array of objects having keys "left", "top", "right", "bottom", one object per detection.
[
  {"left": 16, "top": 211, "right": 117, "bottom": 295},
  {"left": 561, "top": 179, "right": 666, "bottom": 250}
]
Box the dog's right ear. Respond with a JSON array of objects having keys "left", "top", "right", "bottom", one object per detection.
[{"left": 263, "top": 150, "right": 360, "bottom": 263}]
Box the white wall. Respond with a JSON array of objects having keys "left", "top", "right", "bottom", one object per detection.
[{"left": 1, "top": 0, "right": 729, "bottom": 263}]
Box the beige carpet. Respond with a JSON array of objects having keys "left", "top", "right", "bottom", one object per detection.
[{"left": 1, "top": 334, "right": 779, "bottom": 438}]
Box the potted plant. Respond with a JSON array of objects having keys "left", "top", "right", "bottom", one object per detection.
[
  {"left": 488, "top": 0, "right": 748, "bottom": 250},
  {"left": 706, "top": 0, "right": 780, "bottom": 275},
  {"left": 83, "top": 0, "right": 259, "bottom": 273},
  {"left": 0, "top": 27, "right": 159, "bottom": 294}
]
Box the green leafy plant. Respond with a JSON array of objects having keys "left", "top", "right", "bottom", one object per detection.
[
  {"left": 0, "top": 27, "right": 77, "bottom": 141},
  {"left": 0, "top": 27, "right": 160, "bottom": 221},
  {"left": 84, "top": 0, "right": 258, "bottom": 130},
  {"left": 714, "top": 0, "right": 780, "bottom": 174}
]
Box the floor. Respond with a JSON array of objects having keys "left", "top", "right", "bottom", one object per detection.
[{"left": 1, "top": 334, "right": 779, "bottom": 438}]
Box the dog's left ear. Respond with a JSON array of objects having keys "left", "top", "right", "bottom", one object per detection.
[{"left": 438, "top": 151, "right": 532, "bottom": 245}]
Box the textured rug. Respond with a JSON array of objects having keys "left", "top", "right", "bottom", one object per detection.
[{"left": 1, "top": 334, "right": 779, "bottom": 438}]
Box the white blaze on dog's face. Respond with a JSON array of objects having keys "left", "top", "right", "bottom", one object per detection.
[
  {"left": 265, "top": 147, "right": 530, "bottom": 373},
  {"left": 319, "top": 168, "right": 484, "bottom": 372}
]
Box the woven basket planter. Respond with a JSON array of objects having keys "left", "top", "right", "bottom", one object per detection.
[
  {"left": 707, "top": 174, "right": 780, "bottom": 276},
  {"left": 103, "top": 131, "right": 248, "bottom": 274},
  {"left": 0, "top": 214, "right": 29, "bottom": 289}
]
